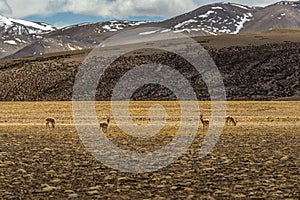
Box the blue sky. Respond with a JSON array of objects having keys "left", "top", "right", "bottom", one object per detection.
[{"left": 1, "top": 0, "right": 292, "bottom": 28}]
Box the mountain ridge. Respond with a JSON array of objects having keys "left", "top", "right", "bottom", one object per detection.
[{"left": 1, "top": 1, "right": 300, "bottom": 59}]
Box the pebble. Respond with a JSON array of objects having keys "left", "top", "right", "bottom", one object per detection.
[
  {"left": 88, "top": 186, "right": 101, "bottom": 190},
  {"left": 280, "top": 156, "right": 289, "bottom": 161},
  {"left": 104, "top": 175, "right": 115, "bottom": 181},
  {"left": 16, "top": 169, "right": 27, "bottom": 174},
  {"left": 64, "top": 190, "right": 75, "bottom": 193},
  {"left": 170, "top": 186, "right": 178, "bottom": 190},
  {"left": 42, "top": 184, "right": 58, "bottom": 192},
  {"left": 50, "top": 178, "right": 61, "bottom": 183},
  {"left": 43, "top": 148, "right": 52, "bottom": 151},
  {"left": 68, "top": 193, "right": 79, "bottom": 198},
  {"left": 86, "top": 190, "right": 99, "bottom": 195}
]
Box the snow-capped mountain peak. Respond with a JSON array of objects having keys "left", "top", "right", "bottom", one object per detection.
[
  {"left": 162, "top": 3, "right": 255, "bottom": 35},
  {"left": 0, "top": 15, "right": 56, "bottom": 35}
]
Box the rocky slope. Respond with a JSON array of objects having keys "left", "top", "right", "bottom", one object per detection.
[{"left": 0, "top": 30, "right": 299, "bottom": 101}]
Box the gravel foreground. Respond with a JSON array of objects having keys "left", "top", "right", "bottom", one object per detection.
[{"left": 0, "top": 130, "right": 299, "bottom": 199}]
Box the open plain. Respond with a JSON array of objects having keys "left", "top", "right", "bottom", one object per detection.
[{"left": 0, "top": 101, "right": 299, "bottom": 199}]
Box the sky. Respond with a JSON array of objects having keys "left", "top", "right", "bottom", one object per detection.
[{"left": 0, "top": 0, "right": 296, "bottom": 28}]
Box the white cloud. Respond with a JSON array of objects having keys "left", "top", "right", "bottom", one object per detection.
[
  {"left": 6, "top": 0, "right": 286, "bottom": 19},
  {"left": 0, "top": 0, "right": 12, "bottom": 15},
  {"left": 7, "top": 0, "right": 51, "bottom": 17},
  {"left": 46, "top": 0, "right": 198, "bottom": 18}
]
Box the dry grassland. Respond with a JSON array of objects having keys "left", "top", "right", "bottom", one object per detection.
[{"left": 0, "top": 101, "right": 299, "bottom": 199}]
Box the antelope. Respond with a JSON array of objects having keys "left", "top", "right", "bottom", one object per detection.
[
  {"left": 200, "top": 114, "right": 209, "bottom": 129},
  {"left": 46, "top": 117, "right": 55, "bottom": 128},
  {"left": 100, "top": 117, "right": 110, "bottom": 132},
  {"left": 225, "top": 116, "right": 237, "bottom": 126}
]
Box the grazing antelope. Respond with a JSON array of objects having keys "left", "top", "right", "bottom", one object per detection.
[
  {"left": 225, "top": 116, "right": 237, "bottom": 126},
  {"left": 100, "top": 117, "right": 110, "bottom": 132},
  {"left": 200, "top": 114, "right": 209, "bottom": 129},
  {"left": 46, "top": 117, "right": 55, "bottom": 128}
]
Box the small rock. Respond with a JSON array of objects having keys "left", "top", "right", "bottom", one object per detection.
[
  {"left": 186, "top": 195, "right": 195, "bottom": 200},
  {"left": 184, "top": 187, "right": 193, "bottom": 192},
  {"left": 201, "top": 195, "right": 216, "bottom": 200},
  {"left": 12, "top": 181, "right": 21, "bottom": 185},
  {"left": 88, "top": 186, "right": 101, "bottom": 190},
  {"left": 17, "top": 169, "right": 27, "bottom": 174},
  {"left": 280, "top": 156, "right": 289, "bottom": 161},
  {"left": 43, "top": 148, "right": 52, "bottom": 151},
  {"left": 118, "top": 177, "right": 128, "bottom": 181},
  {"left": 42, "top": 184, "right": 58, "bottom": 192},
  {"left": 68, "top": 193, "right": 79, "bottom": 198},
  {"left": 87, "top": 190, "right": 99, "bottom": 195},
  {"left": 233, "top": 194, "right": 246, "bottom": 198},
  {"left": 170, "top": 186, "right": 178, "bottom": 190},
  {"left": 104, "top": 175, "right": 115, "bottom": 181},
  {"left": 202, "top": 167, "right": 216, "bottom": 172},
  {"left": 50, "top": 178, "right": 61, "bottom": 183},
  {"left": 64, "top": 190, "right": 75, "bottom": 193}
]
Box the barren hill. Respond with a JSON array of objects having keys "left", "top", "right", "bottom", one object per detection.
[{"left": 0, "top": 29, "right": 299, "bottom": 101}]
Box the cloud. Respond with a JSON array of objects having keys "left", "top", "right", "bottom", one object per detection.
[
  {"left": 6, "top": 0, "right": 284, "bottom": 19},
  {"left": 44, "top": 0, "right": 198, "bottom": 18},
  {"left": 0, "top": 0, "right": 12, "bottom": 15},
  {"left": 7, "top": 0, "right": 51, "bottom": 17}
]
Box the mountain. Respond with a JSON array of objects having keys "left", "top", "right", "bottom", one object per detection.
[
  {"left": 47, "top": 20, "right": 148, "bottom": 48},
  {"left": 150, "top": 1, "right": 300, "bottom": 35},
  {"left": 1, "top": 20, "right": 150, "bottom": 59},
  {"left": 0, "top": 15, "right": 56, "bottom": 58},
  {"left": 1, "top": 1, "right": 300, "bottom": 59},
  {"left": 156, "top": 2, "right": 255, "bottom": 35},
  {"left": 0, "top": 15, "right": 56, "bottom": 35},
  {"left": 240, "top": 1, "right": 300, "bottom": 33}
]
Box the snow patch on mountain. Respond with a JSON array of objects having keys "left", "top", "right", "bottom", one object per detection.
[
  {"left": 4, "top": 40, "right": 17, "bottom": 45},
  {"left": 232, "top": 13, "right": 253, "bottom": 34},
  {"left": 102, "top": 21, "right": 147, "bottom": 33},
  {"left": 174, "top": 19, "right": 198, "bottom": 29},
  {"left": 10, "top": 19, "right": 55, "bottom": 33},
  {"left": 0, "top": 15, "right": 56, "bottom": 35},
  {"left": 211, "top": 6, "right": 223, "bottom": 10},
  {"left": 198, "top": 10, "right": 216, "bottom": 18},
  {"left": 67, "top": 43, "right": 76, "bottom": 51}
]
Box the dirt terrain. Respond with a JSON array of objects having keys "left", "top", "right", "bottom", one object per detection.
[
  {"left": 0, "top": 101, "right": 299, "bottom": 199},
  {"left": 0, "top": 29, "right": 299, "bottom": 101},
  {"left": 0, "top": 30, "right": 299, "bottom": 198}
]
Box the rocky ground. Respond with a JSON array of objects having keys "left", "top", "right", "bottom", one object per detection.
[
  {"left": 0, "top": 129, "right": 299, "bottom": 199},
  {"left": 0, "top": 101, "right": 299, "bottom": 199},
  {"left": 0, "top": 31, "right": 299, "bottom": 101}
]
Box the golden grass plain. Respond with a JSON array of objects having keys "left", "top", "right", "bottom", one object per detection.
[
  {"left": 0, "top": 101, "right": 299, "bottom": 199},
  {"left": 0, "top": 101, "right": 298, "bottom": 135}
]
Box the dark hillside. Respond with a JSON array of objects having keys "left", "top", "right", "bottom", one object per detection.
[{"left": 0, "top": 33, "right": 299, "bottom": 101}]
